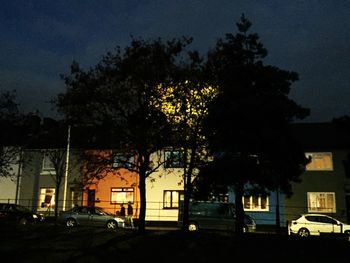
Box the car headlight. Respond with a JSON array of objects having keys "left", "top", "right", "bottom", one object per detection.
[
  {"left": 115, "top": 217, "right": 124, "bottom": 223},
  {"left": 33, "top": 214, "right": 38, "bottom": 219}
]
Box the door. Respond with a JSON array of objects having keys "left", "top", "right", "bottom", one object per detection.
[
  {"left": 313, "top": 215, "right": 341, "bottom": 234},
  {"left": 77, "top": 206, "right": 91, "bottom": 225},
  {"left": 87, "top": 189, "right": 95, "bottom": 207},
  {"left": 346, "top": 195, "right": 350, "bottom": 224},
  {"left": 90, "top": 207, "right": 108, "bottom": 227}
]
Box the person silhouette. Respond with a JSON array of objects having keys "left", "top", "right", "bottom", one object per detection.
[
  {"left": 120, "top": 204, "right": 126, "bottom": 217},
  {"left": 127, "top": 202, "right": 134, "bottom": 228}
]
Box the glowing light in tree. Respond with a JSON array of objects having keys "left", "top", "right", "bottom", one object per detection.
[{"left": 156, "top": 82, "right": 218, "bottom": 127}]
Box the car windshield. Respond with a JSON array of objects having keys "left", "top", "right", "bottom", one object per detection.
[
  {"left": 14, "top": 205, "right": 31, "bottom": 212},
  {"left": 244, "top": 215, "right": 254, "bottom": 224},
  {"left": 65, "top": 206, "right": 114, "bottom": 216},
  {"left": 95, "top": 207, "right": 113, "bottom": 216}
]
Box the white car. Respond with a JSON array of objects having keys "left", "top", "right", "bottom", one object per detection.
[{"left": 288, "top": 213, "right": 350, "bottom": 237}]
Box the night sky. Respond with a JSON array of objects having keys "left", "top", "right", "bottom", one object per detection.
[{"left": 1, "top": 0, "right": 349, "bottom": 122}]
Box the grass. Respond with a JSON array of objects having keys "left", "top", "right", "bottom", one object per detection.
[{"left": 1, "top": 223, "right": 350, "bottom": 263}]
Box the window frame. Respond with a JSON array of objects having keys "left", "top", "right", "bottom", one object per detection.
[
  {"left": 41, "top": 153, "right": 56, "bottom": 173},
  {"left": 110, "top": 187, "right": 134, "bottom": 204},
  {"left": 307, "top": 192, "right": 336, "bottom": 213},
  {"left": 112, "top": 153, "right": 135, "bottom": 168},
  {"left": 242, "top": 194, "right": 269, "bottom": 211},
  {"left": 305, "top": 152, "right": 333, "bottom": 171},
  {"left": 163, "top": 190, "right": 183, "bottom": 209},
  {"left": 164, "top": 150, "right": 184, "bottom": 168},
  {"left": 38, "top": 187, "right": 55, "bottom": 209}
]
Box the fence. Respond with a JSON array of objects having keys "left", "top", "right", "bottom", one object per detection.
[{"left": 1, "top": 198, "right": 348, "bottom": 226}]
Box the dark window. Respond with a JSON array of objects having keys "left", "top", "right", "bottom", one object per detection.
[
  {"left": 305, "top": 216, "right": 318, "bottom": 222},
  {"left": 319, "top": 216, "right": 336, "bottom": 224},
  {"left": 164, "top": 150, "right": 184, "bottom": 168},
  {"left": 112, "top": 153, "right": 135, "bottom": 168},
  {"left": 79, "top": 207, "right": 89, "bottom": 214}
]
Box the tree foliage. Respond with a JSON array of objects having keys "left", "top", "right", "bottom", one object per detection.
[
  {"left": 156, "top": 55, "right": 218, "bottom": 231},
  {"left": 199, "top": 14, "right": 310, "bottom": 233},
  {"left": 55, "top": 37, "right": 194, "bottom": 233},
  {"left": 0, "top": 90, "right": 23, "bottom": 178}
]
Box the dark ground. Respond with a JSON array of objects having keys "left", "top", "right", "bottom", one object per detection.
[{"left": 1, "top": 222, "right": 350, "bottom": 263}]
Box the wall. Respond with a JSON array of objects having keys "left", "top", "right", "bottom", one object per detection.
[
  {"left": 285, "top": 149, "right": 349, "bottom": 223},
  {"left": 145, "top": 151, "right": 185, "bottom": 222}
]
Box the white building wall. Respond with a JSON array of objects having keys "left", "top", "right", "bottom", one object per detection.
[
  {"left": 145, "top": 151, "right": 184, "bottom": 221},
  {"left": 0, "top": 162, "right": 20, "bottom": 202}
]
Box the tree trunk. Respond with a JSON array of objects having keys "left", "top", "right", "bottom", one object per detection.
[
  {"left": 137, "top": 153, "right": 149, "bottom": 234},
  {"left": 234, "top": 182, "right": 244, "bottom": 235},
  {"left": 182, "top": 135, "right": 198, "bottom": 232},
  {"left": 54, "top": 181, "right": 60, "bottom": 225},
  {"left": 275, "top": 188, "right": 281, "bottom": 234}
]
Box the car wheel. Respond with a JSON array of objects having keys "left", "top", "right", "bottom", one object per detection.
[
  {"left": 66, "top": 218, "right": 77, "bottom": 227},
  {"left": 297, "top": 228, "right": 310, "bottom": 237},
  {"left": 19, "top": 217, "right": 28, "bottom": 225},
  {"left": 106, "top": 220, "right": 117, "bottom": 230},
  {"left": 188, "top": 222, "right": 199, "bottom": 231}
]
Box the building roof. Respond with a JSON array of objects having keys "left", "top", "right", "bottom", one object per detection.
[{"left": 290, "top": 121, "right": 350, "bottom": 150}]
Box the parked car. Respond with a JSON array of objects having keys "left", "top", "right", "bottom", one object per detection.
[
  {"left": 0, "top": 203, "right": 45, "bottom": 225},
  {"left": 58, "top": 206, "right": 126, "bottom": 230},
  {"left": 178, "top": 200, "right": 256, "bottom": 233},
  {"left": 288, "top": 213, "right": 350, "bottom": 237}
]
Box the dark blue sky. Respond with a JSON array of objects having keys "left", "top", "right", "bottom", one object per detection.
[{"left": 1, "top": 0, "right": 349, "bottom": 122}]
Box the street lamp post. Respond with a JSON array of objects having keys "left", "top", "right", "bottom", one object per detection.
[{"left": 62, "top": 125, "right": 71, "bottom": 211}]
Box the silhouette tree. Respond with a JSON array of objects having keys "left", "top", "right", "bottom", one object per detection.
[
  {"left": 0, "top": 90, "right": 23, "bottom": 179},
  {"left": 201, "top": 14, "right": 310, "bottom": 234},
  {"left": 157, "top": 49, "right": 218, "bottom": 231},
  {"left": 55, "top": 37, "right": 194, "bottom": 233}
]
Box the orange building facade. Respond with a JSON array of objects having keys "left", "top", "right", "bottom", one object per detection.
[{"left": 81, "top": 150, "right": 140, "bottom": 218}]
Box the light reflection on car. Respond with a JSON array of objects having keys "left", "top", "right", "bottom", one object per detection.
[{"left": 58, "top": 206, "right": 125, "bottom": 230}]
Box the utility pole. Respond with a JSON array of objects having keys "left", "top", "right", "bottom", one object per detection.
[
  {"left": 62, "top": 125, "right": 71, "bottom": 211},
  {"left": 15, "top": 148, "right": 23, "bottom": 204}
]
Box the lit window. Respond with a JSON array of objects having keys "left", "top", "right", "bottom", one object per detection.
[
  {"left": 305, "top": 152, "right": 333, "bottom": 171},
  {"left": 111, "top": 188, "right": 134, "bottom": 204},
  {"left": 38, "top": 188, "right": 55, "bottom": 208},
  {"left": 243, "top": 195, "right": 269, "bottom": 211},
  {"left": 163, "top": 190, "right": 182, "bottom": 209},
  {"left": 164, "top": 150, "right": 184, "bottom": 168},
  {"left": 307, "top": 192, "right": 336, "bottom": 213}
]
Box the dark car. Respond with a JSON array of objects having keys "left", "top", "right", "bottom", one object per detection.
[
  {"left": 178, "top": 200, "right": 256, "bottom": 233},
  {"left": 58, "top": 206, "right": 126, "bottom": 230},
  {"left": 0, "top": 203, "right": 45, "bottom": 225}
]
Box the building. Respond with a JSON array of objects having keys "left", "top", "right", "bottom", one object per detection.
[
  {"left": 12, "top": 121, "right": 350, "bottom": 227},
  {"left": 285, "top": 122, "right": 350, "bottom": 224}
]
